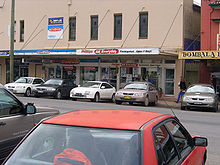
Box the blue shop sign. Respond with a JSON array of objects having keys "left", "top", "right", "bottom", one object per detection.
[
  {"left": 0, "top": 50, "right": 9, "bottom": 56},
  {"left": 48, "top": 17, "right": 63, "bottom": 25}
]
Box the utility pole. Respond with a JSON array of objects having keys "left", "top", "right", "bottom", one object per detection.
[{"left": 9, "top": 0, "right": 15, "bottom": 82}]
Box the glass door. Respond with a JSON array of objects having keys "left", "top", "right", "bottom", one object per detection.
[{"left": 165, "top": 69, "right": 174, "bottom": 95}]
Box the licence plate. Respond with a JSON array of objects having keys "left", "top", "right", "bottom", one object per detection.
[
  {"left": 38, "top": 91, "right": 44, "bottom": 93},
  {"left": 194, "top": 102, "right": 202, "bottom": 105},
  {"left": 124, "top": 96, "right": 131, "bottom": 99}
]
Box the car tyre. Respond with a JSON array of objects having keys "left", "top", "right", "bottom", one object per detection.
[
  {"left": 25, "top": 88, "right": 31, "bottom": 97},
  {"left": 143, "top": 96, "right": 149, "bottom": 106},
  {"left": 111, "top": 94, "right": 115, "bottom": 103},
  {"left": 180, "top": 106, "right": 185, "bottom": 110},
  {"left": 213, "top": 104, "right": 218, "bottom": 112},
  {"left": 115, "top": 100, "right": 122, "bottom": 105},
  {"left": 94, "top": 93, "right": 100, "bottom": 102},
  {"left": 56, "top": 91, "right": 62, "bottom": 99},
  {"left": 72, "top": 98, "right": 77, "bottom": 101}
]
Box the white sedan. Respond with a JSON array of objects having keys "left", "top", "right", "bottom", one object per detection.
[
  {"left": 4, "top": 77, "right": 45, "bottom": 97},
  {"left": 70, "top": 81, "right": 116, "bottom": 102}
]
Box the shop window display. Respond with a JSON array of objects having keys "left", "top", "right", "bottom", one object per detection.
[{"left": 80, "top": 66, "right": 98, "bottom": 84}]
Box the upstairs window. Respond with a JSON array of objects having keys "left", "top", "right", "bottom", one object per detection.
[
  {"left": 20, "top": 20, "right": 24, "bottom": 42},
  {"left": 91, "top": 15, "right": 98, "bottom": 40},
  {"left": 114, "top": 14, "right": 122, "bottom": 39},
  {"left": 139, "top": 12, "right": 148, "bottom": 38},
  {"left": 69, "top": 17, "right": 76, "bottom": 40}
]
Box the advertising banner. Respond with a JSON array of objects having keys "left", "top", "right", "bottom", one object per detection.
[
  {"left": 48, "top": 17, "right": 64, "bottom": 39},
  {"left": 76, "top": 48, "right": 159, "bottom": 55},
  {"left": 179, "top": 51, "right": 220, "bottom": 59}
]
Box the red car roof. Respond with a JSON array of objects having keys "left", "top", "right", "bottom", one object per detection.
[{"left": 44, "top": 109, "right": 171, "bottom": 130}]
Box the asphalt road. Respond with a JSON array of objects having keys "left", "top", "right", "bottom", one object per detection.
[{"left": 19, "top": 96, "right": 220, "bottom": 165}]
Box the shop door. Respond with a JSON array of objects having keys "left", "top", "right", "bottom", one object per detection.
[
  {"left": 35, "top": 64, "right": 42, "bottom": 78},
  {"left": 19, "top": 65, "right": 28, "bottom": 77},
  {"left": 165, "top": 69, "right": 174, "bottom": 95}
]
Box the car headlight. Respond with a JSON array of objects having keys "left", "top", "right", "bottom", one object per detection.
[
  {"left": 116, "top": 92, "right": 123, "bottom": 95},
  {"left": 206, "top": 98, "right": 214, "bottom": 102},
  {"left": 48, "top": 88, "right": 56, "bottom": 91},
  {"left": 134, "top": 93, "right": 143, "bottom": 96},
  {"left": 183, "top": 97, "right": 191, "bottom": 101},
  {"left": 85, "top": 91, "right": 90, "bottom": 95}
]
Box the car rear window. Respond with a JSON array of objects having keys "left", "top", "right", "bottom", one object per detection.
[{"left": 5, "top": 124, "right": 141, "bottom": 165}]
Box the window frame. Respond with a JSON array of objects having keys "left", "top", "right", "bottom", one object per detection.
[
  {"left": 139, "top": 12, "right": 148, "bottom": 39},
  {"left": 69, "top": 17, "right": 76, "bottom": 41},
  {"left": 90, "top": 15, "right": 98, "bottom": 40},
  {"left": 114, "top": 14, "right": 122, "bottom": 40},
  {"left": 152, "top": 117, "right": 195, "bottom": 164}
]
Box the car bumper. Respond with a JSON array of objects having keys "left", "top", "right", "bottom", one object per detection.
[
  {"left": 32, "top": 90, "right": 55, "bottom": 96},
  {"left": 7, "top": 88, "right": 26, "bottom": 94},
  {"left": 115, "top": 95, "right": 146, "bottom": 102},
  {"left": 181, "top": 101, "right": 216, "bottom": 109},
  {"left": 70, "top": 93, "right": 94, "bottom": 99}
]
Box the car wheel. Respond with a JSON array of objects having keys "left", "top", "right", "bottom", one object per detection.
[
  {"left": 25, "top": 88, "right": 31, "bottom": 97},
  {"left": 180, "top": 106, "right": 185, "bottom": 110},
  {"left": 94, "top": 93, "right": 100, "bottom": 102},
  {"left": 143, "top": 96, "right": 149, "bottom": 106},
  {"left": 56, "top": 91, "right": 62, "bottom": 99},
  {"left": 72, "top": 98, "right": 77, "bottom": 101},
  {"left": 213, "top": 104, "right": 218, "bottom": 112},
  {"left": 111, "top": 94, "right": 115, "bottom": 103},
  {"left": 115, "top": 100, "right": 122, "bottom": 104}
]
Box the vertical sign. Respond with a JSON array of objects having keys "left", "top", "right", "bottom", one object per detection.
[
  {"left": 48, "top": 17, "right": 63, "bottom": 39},
  {"left": 217, "top": 34, "right": 220, "bottom": 50}
]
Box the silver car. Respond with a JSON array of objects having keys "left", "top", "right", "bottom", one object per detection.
[
  {"left": 0, "top": 84, "right": 59, "bottom": 163},
  {"left": 181, "top": 84, "right": 219, "bottom": 112},
  {"left": 115, "top": 82, "right": 158, "bottom": 106}
]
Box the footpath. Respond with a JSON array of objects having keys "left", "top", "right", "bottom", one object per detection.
[{"left": 157, "top": 96, "right": 181, "bottom": 109}]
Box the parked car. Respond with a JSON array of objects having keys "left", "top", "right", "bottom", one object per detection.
[
  {"left": 4, "top": 77, "right": 44, "bottom": 97},
  {"left": 181, "top": 84, "right": 219, "bottom": 112},
  {"left": 0, "top": 84, "right": 59, "bottom": 164},
  {"left": 115, "top": 82, "right": 158, "bottom": 106},
  {"left": 70, "top": 81, "right": 116, "bottom": 102},
  {"left": 2, "top": 109, "right": 208, "bottom": 165},
  {"left": 32, "top": 78, "right": 77, "bottom": 99}
]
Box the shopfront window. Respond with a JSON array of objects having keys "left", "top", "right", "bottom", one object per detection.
[
  {"left": 141, "top": 67, "right": 158, "bottom": 87},
  {"left": 120, "top": 67, "right": 140, "bottom": 86},
  {"left": 48, "top": 68, "right": 55, "bottom": 79},
  {"left": 165, "top": 69, "right": 174, "bottom": 95},
  {"left": 80, "top": 66, "right": 98, "bottom": 84},
  {"left": 62, "top": 66, "right": 76, "bottom": 82},
  {"left": 101, "top": 67, "right": 117, "bottom": 87}
]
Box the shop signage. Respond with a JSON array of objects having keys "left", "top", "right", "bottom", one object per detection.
[
  {"left": 48, "top": 17, "right": 64, "bottom": 39},
  {"left": 77, "top": 48, "right": 159, "bottom": 55},
  {"left": 179, "top": 51, "right": 220, "bottom": 59},
  {"left": 14, "top": 49, "right": 76, "bottom": 56},
  {"left": 112, "top": 63, "right": 138, "bottom": 67},
  {"left": 0, "top": 50, "right": 9, "bottom": 56}
]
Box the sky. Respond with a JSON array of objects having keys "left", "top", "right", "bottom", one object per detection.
[{"left": 194, "top": 0, "right": 201, "bottom": 6}]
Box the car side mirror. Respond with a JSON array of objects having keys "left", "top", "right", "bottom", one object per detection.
[
  {"left": 24, "top": 103, "right": 36, "bottom": 115},
  {"left": 193, "top": 137, "right": 208, "bottom": 147}
]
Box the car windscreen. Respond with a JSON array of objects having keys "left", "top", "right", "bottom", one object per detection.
[
  {"left": 124, "top": 83, "right": 147, "bottom": 90},
  {"left": 5, "top": 124, "right": 141, "bottom": 165},
  {"left": 44, "top": 79, "right": 63, "bottom": 86},
  {"left": 15, "top": 77, "right": 33, "bottom": 84},
  {"left": 186, "top": 85, "right": 215, "bottom": 94},
  {"left": 81, "top": 82, "right": 101, "bottom": 88}
]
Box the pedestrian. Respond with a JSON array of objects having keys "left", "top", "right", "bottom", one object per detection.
[{"left": 176, "top": 76, "right": 186, "bottom": 103}]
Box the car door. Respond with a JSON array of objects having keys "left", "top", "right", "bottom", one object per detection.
[
  {"left": 100, "top": 83, "right": 114, "bottom": 99},
  {"left": 0, "top": 88, "right": 34, "bottom": 163},
  {"left": 153, "top": 118, "right": 205, "bottom": 165}
]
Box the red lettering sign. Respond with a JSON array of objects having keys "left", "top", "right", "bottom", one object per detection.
[
  {"left": 49, "top": 28, "right": 62, "bottom": 32},
  {"left": 37, "top": 51, "right": 50, "bottom": 54},
  {"left": 94, "top": 49, "right": 119, "bottom": 55}
]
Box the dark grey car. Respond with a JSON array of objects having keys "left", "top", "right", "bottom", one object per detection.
[
  {"left": 181, "top": 84, "right": 219, "bottom": 112},
  {"left": 0, "top": 85, "right": 59, "bottom": 163}
]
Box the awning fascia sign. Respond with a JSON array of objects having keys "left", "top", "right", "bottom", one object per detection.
[
  {"left": 76, "top": 48, "right": 159, "bottom": 55},
  {"left": 14, "top": 49, "right": 76, "bottom": 56},
  {"left": 179, "top": 51, "right": 220, "bottom": 59},
  {"left": 0, "top": 51, "right": 9, "bottom": 56}
]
